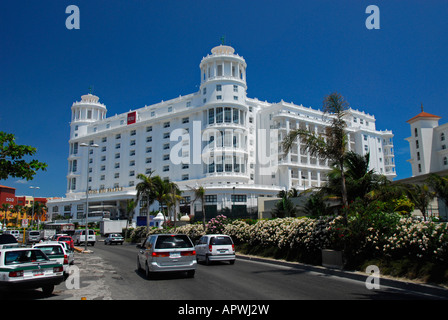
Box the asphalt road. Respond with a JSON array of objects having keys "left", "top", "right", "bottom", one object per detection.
[{"left": 3, "top": 241, "right": 448, "bottom": 302}]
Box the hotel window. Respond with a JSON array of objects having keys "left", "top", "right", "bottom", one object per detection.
[
  {"left": 163, "top": 132, "right": 170, "bottom": 139},
  {"left": 101, "top": 165, "right": 106, "bottom": 171},
  {"left": 415, "top": 128, "right": 418, "bottom": 137},
  {"left": 233, "top": 96, "right": 238, "bottom": 101},
  {"left": 216, "top": 107, "right": 223, "bottom": 123},
  {"left": 233, "top": 108, "right": 239, "bottom": 123},
  {"left": 186, "top": 101, "right": 191, "bottom": 107},
  {"left": 129, "top": 171, "right": 135, "bottom": 177},
  {"left": 217, "top": 95, "right": 222, "bottom": 100},
  {"left": 444, "top": 157, "right": 447, "bottom": 166},
  {"left": 146, "top": 136, "right": 152, "bottom": 142},
  {"left": 163, "top": 143, "right": 170, "bottom": 150},
  {"left": 101, "top": 146, "right": 106, "bottom": 152},
  {"left": 146, "top": 126, "right": 152, "bottom": 132},
  {"left": 203, "top": 87, "right": 207, "bottom": 95},
  {"left": 130, "top": 130, "right": 136, "bottom": 136},
  {"left": 216, "top": 84, "right": 222, "bottom": 91},
  {"left": 115, "top": 134, "right": 121, "bottom": 139},
  {"left": 151, "top": 111, "right": 155, "bottom": 117},
  {"left": 114, "top": 173, "right": 120, "bottom": 179},
  {"left": 225, "top": 107, "right": 231, "bottom": 123},
  {"left": 182, "top": 174, "right": 189, "bottom": 181},
  {"left": 182, "top": 117, "right": 189, "bottom": 124},
  {"left": 209, "top": 109, "right": 214, "bottom": 124},
  {"left": 163, "top": 122, "right": 170, "bottom": 128},
  {"left": 442, "top": 133, "right": 446, "bottom": 141},
  {"left": 102, "top": 137, "right": 107, "bottom": 143},
  {"left": 205, "top": 195, "right": 217, "bottom": 203},
  {"left": 146, "top": 147, "right": 152, "bottom": 153},
  {"left": 101, "top": 156, "right": 106, "bottom": 162},
  {"left": 115, "top": 143, "right": 120, "bottom": 149},
  {"left": 100, "top": 175, "right": 105, "bottom": 181},
  {"left": 231, "top": 195, "right": 247, "bottom": 203},
  {"left": 129, "top": 160, "right": 135, "bottom": 166},
  {"left": 233, "top": 85, "right": 238, "bottom": 92},
  {"left": 145, "top": 168, "right": 152, "bottom": 174},
  {"left": 115, "top": 163, "right": 120, "bottom": 169},
  {"left": 168, "top": 106, "right": 172, "bottom": 113},
  {"left": 130, "top": 140, "right": 136, "bottom": 146},
  {"left": 146, "top": 157, "right": 152, "bottom": 163},
  {"left": 163, "top": 165, "right": 169, "bottom": 172},
  {"left": 217, "top": 65, "right": 223, "bottom": 76},
  {"left": 182, "top": 164, "right": 189, "bottom": 169},
  {"left": 416, "top": 140, "right": 419, "bottom": 149},
  {"left": 163, "top": 154, "right": 170, "bottom": 161}
]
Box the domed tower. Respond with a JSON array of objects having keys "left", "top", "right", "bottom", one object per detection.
[
  {"left": 70, "top": 93, "right": 107, "bottom": 139},
  {"left": 199, "top": 45, "right": 249, "bottom": 183},
  {"left": 67, "top": 93, "right": 107, "bottom": 196}
]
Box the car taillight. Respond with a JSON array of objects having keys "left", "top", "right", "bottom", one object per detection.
[
  {"left": 64, "top": 254, "right": 68, "bottom": 264},
  {"left": 232, "top": 244, "right": 235, "bottom": 251},
  {"left": 181, "top": 250, "right": 196, "bottom": 256},
  {"left": 9, "top": 270, "right": 24, "bottom": 277},
  {"left": 152, "top": 252, "right": 170, "bottom": 257},
  {"left": 53, "top": 266, "right": 63, "bottom": 273},
  {"left": 209, "top": 245, "right": 213, "bottom": 252}
]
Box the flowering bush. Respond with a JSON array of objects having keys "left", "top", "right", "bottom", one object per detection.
[{"left": 206, "top": 215, "right": 228, "bottom": 234}]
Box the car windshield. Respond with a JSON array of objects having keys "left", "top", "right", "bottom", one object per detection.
[
  {"left": 210, "top": 236, "right": 233, "bottom": 245},
  {"left": 30, "top": 231, "right": 40, "bottom": 236},
  {"left": 36, "top": 246, "right": 64, "bottom": 256},
  {"left": 5, "top": 250, "right": 49, "bottom": 265},
  {"left": 155, "top": 235, "right": 193, "bottom": 249},
  {"left": 58, "top": 237, "right": 71, "bottom": 241}
]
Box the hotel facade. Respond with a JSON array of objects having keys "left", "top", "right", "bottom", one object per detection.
[{"left": 47, "top": 45, "right": 396, "bottom": 223}]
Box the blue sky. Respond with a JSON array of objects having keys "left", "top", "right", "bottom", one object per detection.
[{"left": 1, "top": 0, "right": 447, "bottom": 198}]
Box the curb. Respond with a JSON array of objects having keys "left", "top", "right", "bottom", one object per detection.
[
  {"left": 74, "top": 246, "right": 93, "bottom": 254},
  {"left": 236, "top": 253, "right": 448, "bottom": 299}
]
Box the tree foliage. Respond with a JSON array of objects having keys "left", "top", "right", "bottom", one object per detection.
[{"left": 0, "top": 132, "right": 47, "bottom": 181}]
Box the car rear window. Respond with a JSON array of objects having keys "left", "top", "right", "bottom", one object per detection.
[
  {"left": 30, "top": 231, "right": 40, "bottom": 236},
  {"left": 58, "top": 237, "right": 71, "bottom": 241},
  {"left": 210, "top": 236, "right": 233, "bottom": 245},
  {"left": 5, "top": 250, "right": 48, "bottom": 265},
  {"left": 0, "top": 234, "right": 18, "bottom": 244},
  {"left": 155, "top": 235, "right": 193, "bottom": 249},
  {"left": 36, "top": 246, "right": 64, "bottom": 256}
]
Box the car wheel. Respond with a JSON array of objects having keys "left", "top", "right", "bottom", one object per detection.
[
  {"left": 42, "top": 285, "right": 54, "bottom": 296},
  {"left": 229, "top": 260, "right": 235, "bottom": 265},
  {"left": 137, "top": 257, "right": 142, "bottom": 272},
  {"left": 187, "top": 270, "right": 195, "bottom": 278},
  {"left": 145, "top": 262, "right": 152, "bottom": 280},
  {"left": 205, "top": 255, "right": 211, "bottom": 266}
]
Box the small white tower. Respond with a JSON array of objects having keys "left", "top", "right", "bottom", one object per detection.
[
  {"left": 406, "top": 105, "right": 441, "bottom": 176},
  {"left": 70, "top": 93, "right": 107, "bottom": 139}
]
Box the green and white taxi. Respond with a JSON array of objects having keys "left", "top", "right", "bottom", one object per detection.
[{"left": 0, "top": 248, "right": 64, "bottom": 295}]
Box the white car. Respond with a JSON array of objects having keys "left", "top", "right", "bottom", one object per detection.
[
  {"left": 0, "top": 248, "right": 64, "bottom": 296},
  {"left": 195, "top": 234, "right": 235, "bottom": 265},
  {"left": 33, "top": 242, "right": 72, "bottom": 277}
]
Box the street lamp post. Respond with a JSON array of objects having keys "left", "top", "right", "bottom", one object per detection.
[
  {"left": 80, "top": 142, "right": 99, "bottom": 252},
  {"left": 29, "top": 186, "right": 40, "bottom": 229}
]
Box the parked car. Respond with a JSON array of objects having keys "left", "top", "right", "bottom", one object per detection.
[
  {"left": 73, "top": 229, "right": 96, "bottom": 246},
  {"left": 0, "top": 247, "right": 64, "bottom": 295},
  {"left": 136, "top": 234, "right": 196, "bottom": 279},
  {"left": 26, "top": 230, "right": 41, "bottom": 244},
  {"left": 4, "top": 230, "right": 20, "bottom": 241},
  {"left": 55, "top": 235, "right": 74, "bottom": 250},
  {"left": 56, "top": 241, "right": 75, "bottom": 266},
  {"left": 195, "top": 234, "right": 235, "bottom": 265},
  {"left": 104, "top": 233, "right": 124, "bottom": 245},
  {"left": 0, "top": 234, "right": 19, "bottom": 249},
  {"left": 33, "top": 242, "right": 72, "bottom": 278}
]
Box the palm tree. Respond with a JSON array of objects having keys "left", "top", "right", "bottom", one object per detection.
[
  {"left": 283, "top": 92, "right": 350, "bottom": 222},
  {"left": 166, "top": 182, "right": 182, "bottom": 227},
  {"left": 136, "top": 172, "right": 156, "bottom": 229},
  {"left": 1, "top": 203, "right": 9, "bottom": 229},
  {"left": 427, "top": 174, "right": 448, "bottom": 218},
  {"left": 125, "top": 199, "right": 136, "bottom": 239},
  {"left": 29, "top": 201, "right": 47, "bottom": 228},
  {"left": 188, "top": 185, "right": 206, "bottom": 230},
  {"left": 405, "top": 183, "right": 435, "bottom": 221}
]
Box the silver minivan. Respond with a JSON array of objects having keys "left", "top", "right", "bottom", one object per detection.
[
  {"left": 195, "top": 234, "right": 235, "bottom": 265},
  {"left": 136, "top": 234, "right": 197, "bottom": 279}
]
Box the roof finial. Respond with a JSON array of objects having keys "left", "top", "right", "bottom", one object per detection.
[
  {"left": 220, "top": 35, "right": 226, "bottom": 45},
  {"left": 421, "top": 102, "right": 424, "bottom": 112}
]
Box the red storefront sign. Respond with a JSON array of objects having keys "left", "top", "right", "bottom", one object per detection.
[{"left": 127, "top": 111, "right": 137, "bottom": 125}]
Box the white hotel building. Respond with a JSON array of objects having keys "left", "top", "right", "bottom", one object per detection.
[{"left": 47, "top": 45, "right": 396, "bottom": 223}]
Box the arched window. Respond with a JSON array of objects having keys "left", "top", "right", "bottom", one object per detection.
[{"left": 414, "top": 128, "right": 418, "bottom": 137}]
